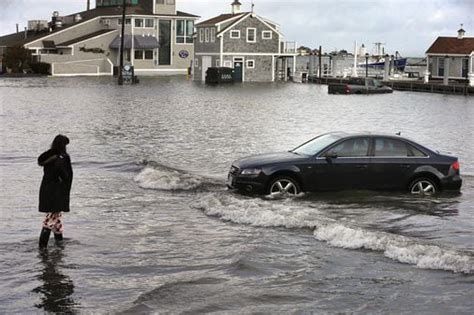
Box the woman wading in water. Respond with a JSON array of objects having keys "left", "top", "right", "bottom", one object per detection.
[{"left": 38, "top": 135, "right": 73, "bottom": 249}]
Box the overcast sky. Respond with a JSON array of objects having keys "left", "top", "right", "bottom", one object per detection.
[{"left": 1, "top": 0, "right": 472, "bottom": 56}]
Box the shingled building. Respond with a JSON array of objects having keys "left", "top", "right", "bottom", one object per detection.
[{"left": 193, "top": 0, "right": 297, "bottom": 82}]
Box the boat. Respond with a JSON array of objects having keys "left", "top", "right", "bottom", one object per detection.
[{"left": 361, "top": 58, "right": 408, "bottom": 71}]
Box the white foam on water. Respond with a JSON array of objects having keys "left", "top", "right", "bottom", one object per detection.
[
  {"left": 134, "top": 166, "right": 203, "bottom": 191},
  {"left": 195, "top": 193, "right": 325, "bottom": 229},
  {"left": 196, "top": 192, "right": 473, "bottom": 274},
  {"left": 314, "top": 224, "right": 473, "bottom": 274}
]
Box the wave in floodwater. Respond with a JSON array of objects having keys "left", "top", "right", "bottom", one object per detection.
[
  {"left": 194, "top": 193, "right": 473, "bottom": 274},
  {"left": 134, "top": 161, "right": 222, "bottom": 191},
  {"left": 134, "top": 163, "right": 473, "bottom": 274}
]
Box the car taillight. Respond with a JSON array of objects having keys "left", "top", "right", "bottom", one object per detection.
[
  {"left": 451, "top": 161, "right": 460, "bottom": 171},
  {"left": 345, "top": 85, "right": 351, "bottom": 94}
]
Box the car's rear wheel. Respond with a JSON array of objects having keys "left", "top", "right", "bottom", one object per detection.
[
  {"left": 409, "top": 178, "right": 438, "bottom": 195},
  {"left": 267, "top": 176, "right": 300, "bottom": 196}
]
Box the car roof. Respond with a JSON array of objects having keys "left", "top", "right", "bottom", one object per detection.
[
  {"left": 330, "top": 131, "right": 430, "bottom": 146},
  {"left": 335, "top": 131, "right": 412, "bottom": 140}
]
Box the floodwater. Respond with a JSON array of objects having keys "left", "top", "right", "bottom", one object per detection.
[{"left": 0, "top": 77, "right": 473, "bottom": 313}]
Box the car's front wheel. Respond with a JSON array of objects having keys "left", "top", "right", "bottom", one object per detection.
[
  {"left": 409, "top": 178, "right": 438, "bottom": 195},
  {"left": 267, "top": 176, "right": 300, "bottom": 196}
]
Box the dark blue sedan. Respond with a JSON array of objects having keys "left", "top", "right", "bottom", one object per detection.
[{"left": 227, "top": 132, "right": 462, "bottom": 196}]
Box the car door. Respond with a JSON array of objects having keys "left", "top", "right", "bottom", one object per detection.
[
  {"left": 307, "top": 137, "right": 371, "bottom": 191},
  {"left": 368, "top": 137, "right": 417, "bottom": 190}
]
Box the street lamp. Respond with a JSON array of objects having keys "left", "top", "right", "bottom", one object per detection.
[{"left": 365, "top": 53, "right": 369, "bottom": 77}]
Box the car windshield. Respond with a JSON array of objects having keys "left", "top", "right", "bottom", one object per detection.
[{"left": 292, "top": 133, "right": 342, "bottom": 156}]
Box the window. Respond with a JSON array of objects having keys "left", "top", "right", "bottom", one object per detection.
[
  {"left": 407, "top": 144, "right": 427, "bottom": 157},
  {"left": 438, "top": 57, "right": 445, "bottom": 77},
  {"left": 156, "top": 0, "right": 173, "bottom": 4},
  {"left": 262, "top": 30, "right": 272, "bottom": 39},
  {"left": 223, "top": 60, "right": 232, "bottom": 67},
  {"left": 98, "top": 0, "right": 138, "bottom": 6},
  {"left": 374, "top": 138, "right": 409, "bottom": 157},
  {"left": 144, "top": 50, "right": 153, "bottom": 60},
  {"left": 156, "top": 0, "right": 165, "bottom": 4},
  {"left": 134, "top": 50, "right": 143, "bottom": 59},
  {"left": 135, "top": 19, "right": 143, "bottom": 28},
  {"left": 246, "top": 28, "right": 256, "bottom": 43},
  {"left": 210, "top": 28, "right": 216, "bottom": 42},
  {"left": 205, "top": 28, "right": 209, "bottom": 42},
  {"left": 246, "top": 59, "right": 255, "bottom": 68},
  {"left": 145, "top": 19, "right": 154, "bottom": 28},
  {"left": 135, "top": 50, "right": 154, "bottom": 60},
  {"left": 230, "top": 30, "right": 240, "bottom": 39},
  {"left": 167, "top": 0, "right": 175, "bottom": 4},
  {"left": 176, "top": 20, "right": 194, "bottom": 44},
  {"left": 194, "top": 58, "right": 198, "bottom": 67},
  {"left": 159, "top": 20, "right": 171, "bottom": 65},
  {"left": 216, "top": 59, "right": 220, "bottom": 67},
  {"left": 326, "top": 138, "right": 369, "bottom": 157},
  {"left": 199, "top": 28, "right": 204, "bottom": 43},
  {"left": 118, "top": 18, "right": 131, "bottom": 25},
  {"left": 462, "top": 58, "right": 468, "bottom": 78}
]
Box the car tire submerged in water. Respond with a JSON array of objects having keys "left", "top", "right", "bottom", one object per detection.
[
  {"left": 408, "top": 178, "right": 438, "bottom": 195},
  {"left": 267, "top": 176, "right": 300, "bottom": 196}
]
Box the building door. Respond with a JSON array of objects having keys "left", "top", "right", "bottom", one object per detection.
[
  {"left": 202, "top": 56, "right": 212, "bottom": 81},
  {"left": 233, "top": 58, "right": 243, "bottom": 82}
]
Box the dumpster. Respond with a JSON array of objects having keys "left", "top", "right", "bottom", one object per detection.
[{"left": 205, "top": 67, "right": 234, "bottom": 84}]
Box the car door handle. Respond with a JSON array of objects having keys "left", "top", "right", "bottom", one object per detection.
[{"left": 355, "top": 165, "right": 368, "bottom": 169}]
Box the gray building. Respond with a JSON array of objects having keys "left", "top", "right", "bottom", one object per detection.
[
  {"left": 193, "top": 0, "right": 297, "bottom": 82},
  {"left": 0, "top": 0, "right": 198, "bottom": 76}
]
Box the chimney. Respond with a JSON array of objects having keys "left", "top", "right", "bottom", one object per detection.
[
  {"left": 16, "top": 23, "right": 19, "bottom": 33},
  {"left": 231, "top": 0, "right": 242, "bottom": 14},
  {"left": 457, "top": 24, "right": 465, "bottom": 39},
  {"left": 87, "top": 0, "right": 90, "bottom": 11},
  {"left": 24, "top": 27, "right": 27, "bottom": 40}
]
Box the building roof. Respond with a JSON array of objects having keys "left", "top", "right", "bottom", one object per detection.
[
  {"left": 196, "top": 13, "right": 247, "bottom": 26},
  {"left": 0, "top": 31, "right": 45, "bottom": 47},
  {"left": 216, "top": 13, "right": 251, "bottom": 36},
  {"left": 57, "top": 29, "right": 116, "bottom": 46},
  {"left": 0, "top": 4, "right": 198, "bottom": 47},
  {"left": 426, "top": 36, "right": 474, "bottom": 54}
]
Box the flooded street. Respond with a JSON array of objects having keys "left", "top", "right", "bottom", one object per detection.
[{"left": 0, "top": 77, "right": 473, "bottom": 313}]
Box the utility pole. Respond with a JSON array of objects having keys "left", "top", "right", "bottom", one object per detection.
[
  {"left": 118, "top": 0, "right": 127, "bottom": 85},
  {"left": 318, "top": 45, "right": 322, "bottom": 78}
]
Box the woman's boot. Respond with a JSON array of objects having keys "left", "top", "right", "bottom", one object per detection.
[
  {"left": 54, "top": 233, "right": 63, "bottom": 242},
  {"left": 39, "top": 228, "right": 51, "bottom": 249}
]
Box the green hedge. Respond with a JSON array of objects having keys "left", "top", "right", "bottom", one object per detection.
[{"left": 30, "top": 62, "right": 51, "bottom": 74}]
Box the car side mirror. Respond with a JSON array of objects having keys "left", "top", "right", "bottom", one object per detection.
[{"left": 325, "top": 152, "right": 338, "bottom": 160}]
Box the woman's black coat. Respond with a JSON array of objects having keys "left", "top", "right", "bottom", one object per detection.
[{"left": 38, "top": 149, "right": 73, "bottom": 213}]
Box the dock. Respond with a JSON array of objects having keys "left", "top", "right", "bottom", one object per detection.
[{"left": 307, "top": 76, "right": 474, "bottom": 96}]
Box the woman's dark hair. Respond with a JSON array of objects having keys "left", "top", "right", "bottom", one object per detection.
[{"left": 51, "top": 134, "right": 70, "bottom": 154}]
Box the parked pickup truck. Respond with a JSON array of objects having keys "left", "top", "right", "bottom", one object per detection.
[{"left": 328, "top": 78, "right": 393, "bottom": 94}]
